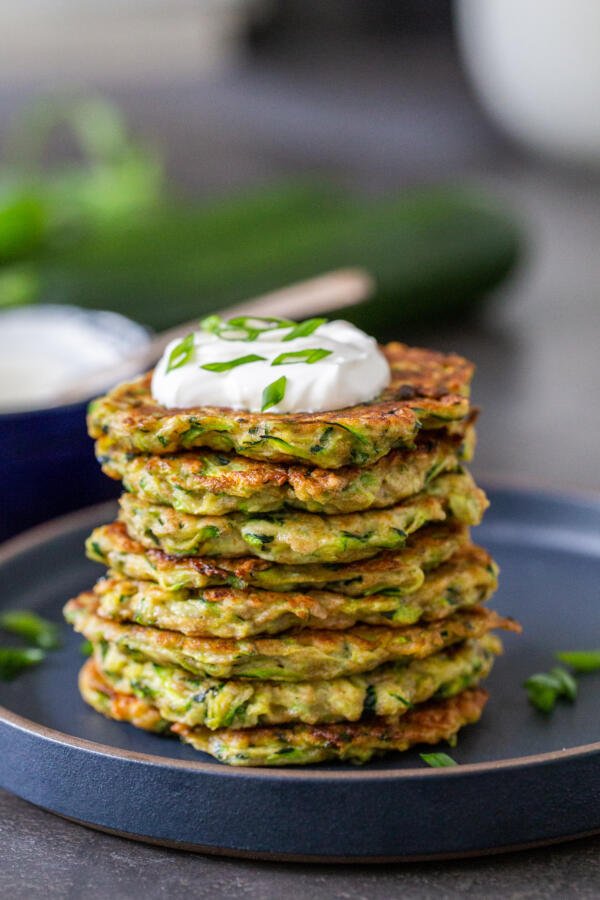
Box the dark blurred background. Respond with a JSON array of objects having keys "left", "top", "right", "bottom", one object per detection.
[{"left": 1, "top": 0, "right": 599, "bottom": 539}]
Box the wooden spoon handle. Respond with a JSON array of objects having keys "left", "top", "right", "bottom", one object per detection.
[
  {"left": 58, "top": 267, "right": 375, "bottom": 404},
  {"left": 151, "top": 267, "right": 375, "bottom": 359}
]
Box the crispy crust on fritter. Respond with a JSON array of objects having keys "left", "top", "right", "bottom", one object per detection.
[
  {"left": 94, "top": 636, "right": 499, "bottom": 730},
  {"left": 96, "top": 423, "right": 475, "bottom": 516},
  {"left": 93, "top": 546, "right": 498, "bottom": 637},
  {"left": 79, "top": 658, "right": 168, "bottom": 733},
  {"left": 116, "top": 471, "right": 488, "bottom": 563},
  {"left": 65, "top": 593, "right": 519, "bottom": 681},
  {"left": 86, "top": 521, "right": 470, "bottom": 596},
  {"left": 176, "top": 687, "right": 489, "bottom": 765},
  {"left": 79, "top": 658, "right": 488, "bottom": 765},
  {"left": 87, "top": 343, "right": 474, "bottom": 468}
]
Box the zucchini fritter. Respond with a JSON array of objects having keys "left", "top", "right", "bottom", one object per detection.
[
  {"left": 65, "top": 592, "right": 518, "bottom": 681},
  {"left": 87, "top": 521, "right": 469, "bottom": 596},
  {"left": 96, "top": 425, "right": 475, "bottom": 516},
  {"left": 79, "top": 658, "right": 488, "bottom": 766},
  {"left": 93, "top": 546, "right": 498, "bottom": 637},
  {"left": 80, "top": 658, "right": 168, "bottom": 734},
  {"left": 175, "top": 687, "right": 489, "bottom": 766},
  {"left": 87, "top": 343, "right": 474, "bottom": 468},
  {"left": 93, "top": 635, "right": 500, "bottom": 730},
  {"left": 117, "top": 471, "right": 487, "bottom": 564}
]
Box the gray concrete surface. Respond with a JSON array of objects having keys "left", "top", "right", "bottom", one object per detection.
[{"left": 0, "top": 791, "right": 599, "bottom": 900}]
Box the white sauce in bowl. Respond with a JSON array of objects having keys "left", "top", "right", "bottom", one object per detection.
[{"left": 0, "top": 305, "right": 149, "bottom": 413}]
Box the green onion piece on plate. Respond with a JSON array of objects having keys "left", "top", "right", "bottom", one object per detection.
[
  {"left": 0, "top": 647, "right": 45, "bottom": 681},
  {"left": 524, "top": 674, "right": 560, "bottom": 713},
  {"left": 0, "top": 610, "right": 61, "bottom": 650},
  {"left": 420, "top": 752, "right": 458, "bottom": 768},
  {"left": 556, "top": 649, "right": 600, "bottom": 672},
  {"left": 548, "top": 666, "right": 578, "bottom": 702},
  {"left": 524, "top": 666, "right": 577, "bottom": 713}
]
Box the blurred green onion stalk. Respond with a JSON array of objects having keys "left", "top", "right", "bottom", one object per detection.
[{"left": 0, "top": 96, "right": 522, "bottom": 337}]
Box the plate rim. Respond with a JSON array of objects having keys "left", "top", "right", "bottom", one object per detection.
[{"left": 1, "top": 488, "right": 599, "bottom": 782}]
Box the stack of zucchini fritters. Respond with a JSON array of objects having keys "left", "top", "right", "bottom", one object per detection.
[{"left": 65, "top": 341, "right": 518, "bottom": 766}]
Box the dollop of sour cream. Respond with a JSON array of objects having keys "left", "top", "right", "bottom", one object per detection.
[{"left": 151, "top": 318, "right": 390, "bottom": 413}]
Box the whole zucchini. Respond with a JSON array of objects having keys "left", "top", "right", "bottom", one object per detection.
[{"left": 37, "top": 183, "right": 521, "bottom": 336}]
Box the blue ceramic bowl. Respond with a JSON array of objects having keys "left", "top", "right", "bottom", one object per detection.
[
  {"left": 0, "top": 306, "right": 150, "bottom": 542},
  {"left": 0, "top": 399, "right": 120, "bottom": 542}
]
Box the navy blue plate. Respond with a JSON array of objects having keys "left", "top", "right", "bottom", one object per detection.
[{"left": 0, "top": 486, "right": 598, "bottom": 861}]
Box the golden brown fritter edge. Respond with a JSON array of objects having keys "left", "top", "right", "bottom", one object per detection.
[
  {"left": 79, "top": 658, "right": 489, "bottom": 766},
  {"left": 86, "top": 520, "right": 471, "bottom": 595},
  {"left": 66, "top": 592, "right": 519, "bottom": 682},
  {"left": 87, "top": 343, "right": 474, "bottom": 468},
  {"left": 95, "top": 420, "right": 476, "bottom": 517},
  {"left": 90, "top": 543, "right": 498, "bottom": 639}
]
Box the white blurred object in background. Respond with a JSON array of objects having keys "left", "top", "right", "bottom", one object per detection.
[
  {"left": 0, "top": 0, "right": 256, "bottom": 86},
  {"left": 457, "top": 0, "right": 600, "bottom": 167},
  {"left": 0, "top": 306, "right": 149, "bottom": 412}
]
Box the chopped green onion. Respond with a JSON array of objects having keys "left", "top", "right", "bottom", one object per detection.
[
  {"left": 166, "top": 333, "right": 194, "bottom": 372},
  {"left": 272, "top": 348, "right": 332, "bottom": 366},
  {"left": 524, "top": 666, "right": 577, "bottom": 713},
  {"left": 556, "top": 649, "right": 600, "bottom": 673},
  {"left": 261, "top": 376, "right": 287, "bottom": 412},
  {"left": 549, "top": 666, "right": 578, "bottom": 702},
  {"left": 0, "top": 610, "right": 61, "bottom": 650},
  {"left": 227, "top": 316, "right": 293, "bottom": 330},
  {"left": 199, "top": 314, "right": 222, "bottom": 334},
  {"left": 217, "top": 327, "right": 259, "bottom": 341},
  {"left": 80, "top": 640, "right": 93, "bottom": 657},
  {"left": 390, "top": 692, "right": 414, "bottom": 709},
  {"left": 524, "top": 675, "right": 559, "bottom": 713},
  {"left": 200, "top": 315, "right": 294, "bottom": 343},
  {"left": 420, "top": 752, "right": 458, "bottom": 768},
  {"left": 0, "top": 647, "right": 45, "bottom": 681},
  {"left": 282, "top": 317, "right": 328, "bottom": 342},
  {"left": 201, "top": 354, "right": 265, "bottom": 373}
]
